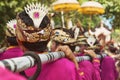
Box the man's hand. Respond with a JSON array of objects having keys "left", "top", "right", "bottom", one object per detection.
[
  {"left": 84, "top": 50, "right": 97, "bottom": 58},
  {"left": 56, "top": 45, "right": 79, "bottom": 70}
]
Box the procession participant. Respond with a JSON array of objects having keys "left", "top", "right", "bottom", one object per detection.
[
  {"left": 51, "top": 28, "right": 101, "bottom": 80},
  {"left": 94, "top": 21, "right": 118, "bottom": 80},
  {"left": 16, "top": 3, "right": 79, "bottom": 80},
  {"left": 101, "top": 51, "right": 118, "bottom": 80},
  {"left": 0, "top": 66, "right": 26, "bottom": 80},
  {"left": 50, "top": 28, "right": 77, "bottom": 52},
  {"left": 0, "top": 19, "right": 24, "bottom": 60},
  {"left": 74, "top": 37, "right": 101, "bottom": 80},
  {"left": 107, "top": 41, "right": 120, "bottom": 80}
]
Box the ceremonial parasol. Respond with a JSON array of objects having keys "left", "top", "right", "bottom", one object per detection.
[
  {"left": 78, "top": 1, "right": 105, "bottom": 30},
  {"left": 52, "top": 0, "right": 80, "bottom": 28},
  {"left": 78, "top": 1, "right": 105, "bottom": 15}
]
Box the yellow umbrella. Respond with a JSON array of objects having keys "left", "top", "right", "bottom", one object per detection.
[
  {"left": 52, "top": 0, "right": 80, "bottom": 28},
  {"left": 78, "top": 1, "right": 105, "bottom": 35},
  {"left": 78, "top": 1, "right": 105, "bottom": 15},
  {"left": 52, "top": 0, "right": 80, "bottom": 12}
]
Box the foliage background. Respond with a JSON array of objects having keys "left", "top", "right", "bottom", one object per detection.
[{"left": 0, "top": 0, "right": 120, "bottom": 46}]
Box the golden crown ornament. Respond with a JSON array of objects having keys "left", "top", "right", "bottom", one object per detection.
[{"left": 24, "top": 3, "right": 48, "bottom": 28}]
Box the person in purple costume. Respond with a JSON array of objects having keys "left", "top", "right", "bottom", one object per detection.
[
  {"left": 0, "top": 19, "right": 24, "bottom": 60},
  {"left": 73, "top": 38, "right": 101, "bottom": 80},
  {"left": 16, "top": 3, "right": 79, "bottom": 80},
  {"left": 0, "top": 66, "right": 26, "bottom": 80},
  {"left": 94, "top": 23, "right": 118, "bottom": 80},
  {"left": 50, "top": 28, "right": 101, "bottom": 80},
  {"left": 101, "top": 56, "right": 118, "bottom": 80},
  {"left": 100, "top": 41, "right": 118, "bottom": 80},
  {"left": 78, "top": 50, "right": 101, "bottom": 80}
]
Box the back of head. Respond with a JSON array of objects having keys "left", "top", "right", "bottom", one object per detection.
[
  {"left": 16, "top": 3, "right": 52, "bottom": 52},
  {"left": 51, "top": 28, "right": 76, "bottom": 52}
]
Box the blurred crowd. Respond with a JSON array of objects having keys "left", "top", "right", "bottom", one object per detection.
[{"left": 0, "top": 2, "right": 120, "bottom": 80}]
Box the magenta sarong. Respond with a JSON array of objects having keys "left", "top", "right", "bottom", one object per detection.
[{"left": 25, "top": 58, "right": 80, "bottom": 80}]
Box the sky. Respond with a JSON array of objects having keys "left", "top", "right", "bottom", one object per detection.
[{"left": 100, "top": 15, "right": 115, "bottom": 30}]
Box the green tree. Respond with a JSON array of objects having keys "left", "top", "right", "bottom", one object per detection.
[
  {"left": 98, "top": 0, "right": 120, "bottom": 29},
  {"left": 0, "top": 0, "right": 120, "bottom": 45},
  {"left": 0, "top": 0, "right": 40, "bottom": 45}
]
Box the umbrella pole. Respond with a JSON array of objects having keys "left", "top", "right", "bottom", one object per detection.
[
  {"left": 61, "top": 11, "right": 65, "bottom": 28},
  {"left": 89, "top": 15, "right": 92, "bottom": 30},
  {"left": 88, "top": 15, "right": 92, "bottom": 35}
]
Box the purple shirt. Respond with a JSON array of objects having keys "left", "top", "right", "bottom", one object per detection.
[
  {"left": 101, "top": 56, "right": 118, "bottom": 80},
  {"left": 0, "top": 67, "right": 26, "bottom": 80},
  {"left": 78, "top": 58, "right": 101, "bottom": 80},
  {"left": 0, "top": 46, "right": 24, "bottom": 60}
]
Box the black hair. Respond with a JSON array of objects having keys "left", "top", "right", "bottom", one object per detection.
[
  {"left": 68, "top": 45, "right": 75, "bottom": 52},
  {"left": 18, "top": 11, "right": 50, "bottom": 52},
  {"left": 22, "top": 40, "right": 48, "bottom": 52},
  {"left": 94, "top": 47, "right": 101, "bottom": 54},
  {"left": 6, "top": 36, "right": 18, "bottom": 46},
  {"left": 64, "top": 28, "right": 74, "bottom": 38},
  {"left": 108, "top": 44, "right": 117, "bottom": 53}
]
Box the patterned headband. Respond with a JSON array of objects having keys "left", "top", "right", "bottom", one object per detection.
[{"left": 52, "top": 29, "right": 76, "bottom": 45}]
